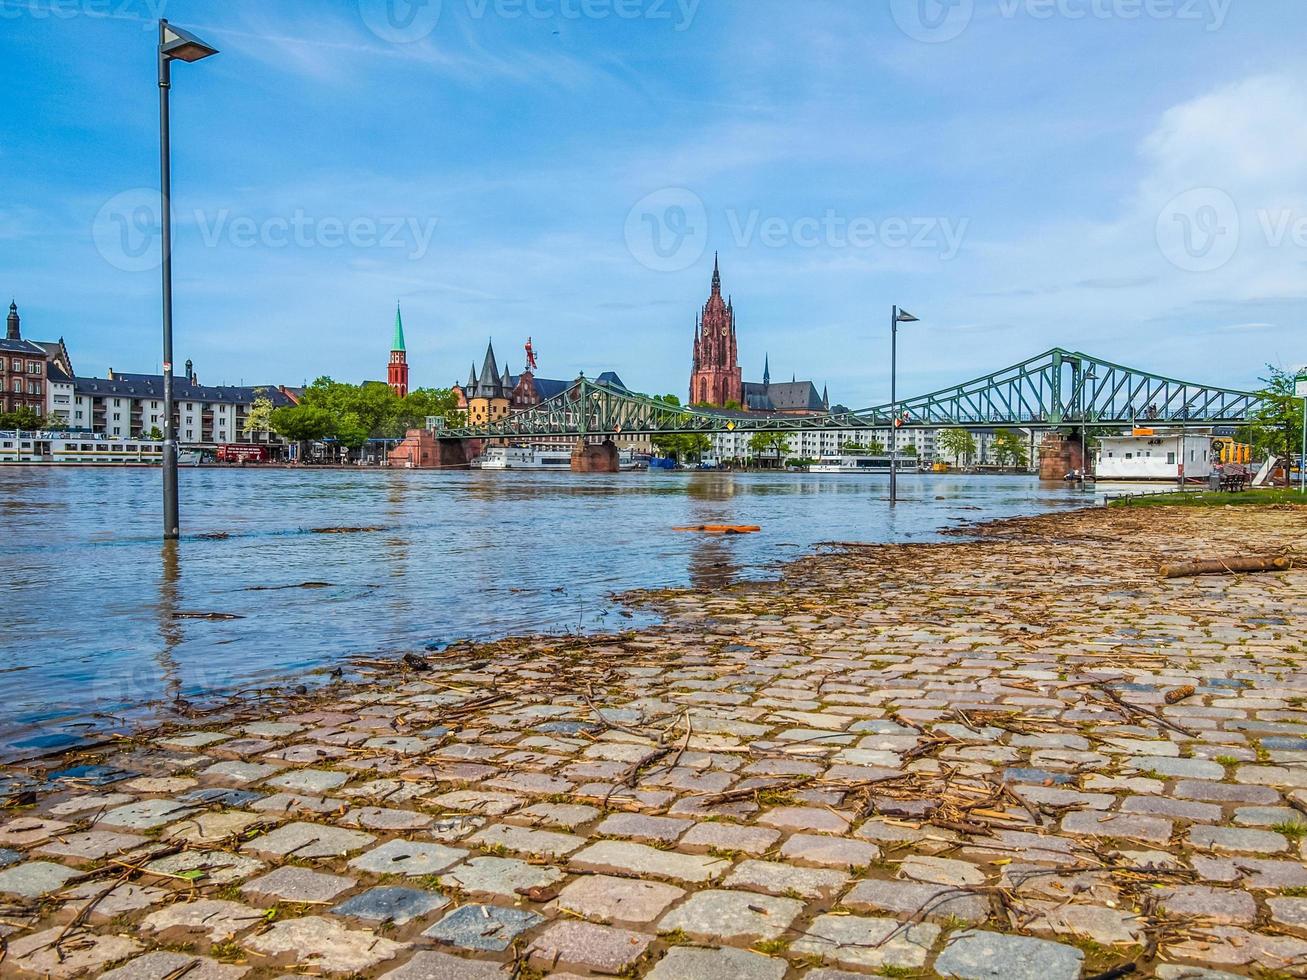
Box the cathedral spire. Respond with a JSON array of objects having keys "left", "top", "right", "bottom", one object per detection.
[
  {"left": 763, "top": 354, "right": 770, "bottom": 387},
  {"left": 711, "top": 252, "right": 721, "bottom": 295}
]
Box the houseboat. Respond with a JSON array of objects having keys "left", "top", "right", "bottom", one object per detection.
[
  {"left": 474, "top": 445, "right": 649, "bottom": 471},
  {"left": 1095, "top": 431, "right": 1215, "bottom": 483},
  {"left": 0, "top": 430, "right": 202, "bottom": 465},
  {"left": 808, "top": 454, "right": 908, "bottom": 473}
]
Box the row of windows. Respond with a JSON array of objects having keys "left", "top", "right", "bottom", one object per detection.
[
  {"left": 11, "top": 380, "right": 41, "bottom": 394},
  {"left": 3, "top": 359, "right": 43, "bottom": 374}
]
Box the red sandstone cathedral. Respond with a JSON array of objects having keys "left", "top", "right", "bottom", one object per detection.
[{"left": 689, "top": 255, "right": 828, "bottom": 414}]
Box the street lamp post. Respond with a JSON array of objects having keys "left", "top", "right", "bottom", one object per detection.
[
  {"left": 158, "top": 19, "right": 218, "bottom": 540},
  {"left": 889, "top": 306, "right": 919, "bottom": 505}
]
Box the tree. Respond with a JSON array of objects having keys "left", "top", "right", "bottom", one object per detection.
[
  {"left": 937, "top": 428, "right": 977, "bottom": 466},
  {"left": 243, "top": 391, "right": 276, "bottom": 435},
  {"left": 1242, "top": 366, "right": 1305, "bottom": 471},
  {"left": 270, "top": 404, "right": 335, "bottom": 461},
  {"left": 397, "top": 388, "right": 464, "bottom": 433},
  {"left": 146, "top": 426, "right": 164, "bottom": 442},
  {"left": 0, "top": 407, "right": 42, "bottom": 431},
  {"left": 902, "top": 444, "right": 918, "bottom": 457},
  {"left": 749, "top": 431, "right": 790, "bottom": 465},
  {"left": 991, "top": 428, "right": 1029, "bottom": 469}
]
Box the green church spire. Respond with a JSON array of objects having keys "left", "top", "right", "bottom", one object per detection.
[{"left": 392, "top": 302, "right": 406, "bottom": 352}]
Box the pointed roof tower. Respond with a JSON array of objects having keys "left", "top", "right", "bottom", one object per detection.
[
  {"left": 391, "top": 302, "right": 406, "bottom": 352},
  {"left": 763, "top": 354, "right": 771, "bottom": 387},
  {"left": 6, "top": 300, "right": 19, "bottom": 341},
  {"left": 477, "top": 341, "right": 502, "bottom": 395},
  {"left": 711, "top": 251, "right": 721, "bottom": 294},
  {"left": 467, "top": 363, "right": 478, "bottom": 390}
]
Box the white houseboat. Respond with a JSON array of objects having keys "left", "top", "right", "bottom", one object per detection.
[
  {"left": 808, "top": 454, "right": 908, "bottom": 473},
  {"left": 474, "top": 445, "right": 649, "bottom": 471},
  {"left": 1095, "top": 431, "right": 1215, "bottom": 482},
  {"left": 0, "top": 430, "right": 201, "bottom": 465}
]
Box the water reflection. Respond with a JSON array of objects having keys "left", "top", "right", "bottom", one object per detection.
[
  {"left": 155, "top": 539, "right": 183, "bottom": 705},
  {"left": 687, "top": 535, "right": 740, "bottom": 591},
  {"left": 0, "top": 468, "right": 1092, "bottom": 753}
]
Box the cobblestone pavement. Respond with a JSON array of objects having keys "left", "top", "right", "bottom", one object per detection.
[{"left": 2, "top": 504, "right": 1306, "bottom": 978}]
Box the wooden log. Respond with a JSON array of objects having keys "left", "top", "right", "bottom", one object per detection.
[{"left": 1159, "top": 556, "right": 1294, "bottom": 578}]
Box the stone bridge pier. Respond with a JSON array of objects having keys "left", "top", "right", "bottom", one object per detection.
[
  {"left": 1038, "top": 432, "right": 1086, "bottom": 481},
  {"left": 388, "top": 430, "right": 477, "bottom": 469},
  {"left": 571, "top": 438, "right": 619, "bottom": 473}
]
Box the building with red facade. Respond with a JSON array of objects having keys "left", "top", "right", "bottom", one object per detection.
[
  {"left": 688, "top": 258, "right": 827, "bottom": 414},
  {"left": 1, "top": 302, "right": 49, "bottom": 418}
]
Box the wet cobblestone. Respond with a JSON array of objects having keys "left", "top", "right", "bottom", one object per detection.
[{"left": 1, "top": 505, "right": 1306, "bottom": 976}]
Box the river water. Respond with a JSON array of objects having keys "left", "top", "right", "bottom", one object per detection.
[{"left": 0, "top": 468, "right": 1092, "bottom": 757}]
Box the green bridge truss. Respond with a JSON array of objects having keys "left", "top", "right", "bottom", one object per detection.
[{"left": 441, "top": 348, "right": 1262, "bottom": 439}]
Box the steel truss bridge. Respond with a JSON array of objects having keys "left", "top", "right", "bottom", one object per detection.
[{"left": 441, "top": 348, "right": 1262, "bottom": 440}]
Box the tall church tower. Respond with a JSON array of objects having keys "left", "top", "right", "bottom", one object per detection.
[
  {"left": 388, "top": 302, "right": 409, "bottom": 398},
  {"left": 688, "top": 254, "right": 743, "bottom": 406}
]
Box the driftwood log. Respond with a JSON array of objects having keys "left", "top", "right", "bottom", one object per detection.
[{"left": 1159, "top": 555, "right": 1295, "bottom": 578}]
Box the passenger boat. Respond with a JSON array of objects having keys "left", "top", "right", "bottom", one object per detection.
[
  {"left": 0, "top": 430, "right": 202, "bottom": 465},
  {"left": 473, "top": 446, "right": 650, "bottom": 471},
  {"left": 474, "top": 446, "right": 574, "bottom": 470},
  {"left": 807, "top": 454, "right": 907, "bottom": 473}
]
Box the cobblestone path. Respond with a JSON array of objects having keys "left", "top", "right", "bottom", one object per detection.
[{"left": 1, "top": 504, "right": 1306, "bottom": 978}]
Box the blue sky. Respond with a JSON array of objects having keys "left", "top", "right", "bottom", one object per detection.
[{"left": 3, "top": 0, "right": 1306, "bottom": 407}]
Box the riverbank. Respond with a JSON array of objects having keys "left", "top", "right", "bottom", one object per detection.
[{"left": 1, "top": 502, "right": 1305, "bottom": 977}]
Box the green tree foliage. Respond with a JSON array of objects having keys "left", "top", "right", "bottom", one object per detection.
[
  {"left": 267, "top": 379, "right": 464, "bottom": 456},
  {"left": 749, "top": 431, "right": 790, "bottom": 462},
  {"left": 649, "top": 394, "right": 711, "bottom": 461},
  {"left": 1241, "top": 365, "right": 1305, "bottom": 466},
  {"left": 901, "top": 444, "right": 918, "bottom": 457},
  {"left": 0, "top": 407, "right": 43, "bottom": 430},
  {"left": 242, "top": 391, "right": 276, "bottom": 435},
  {"left": 991, "top": 428, "right": 1029, "bottom": 469},
  {"left": 145, "top": 426, "right": 164, "bottom": 441},
  {"left": 937, "top": 428, "right": 977, "bottom": 465}
]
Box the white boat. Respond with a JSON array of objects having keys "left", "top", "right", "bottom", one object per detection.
[
  {"left": 474, "top": 445, "right": 650, "bottom": 471},
  {"left": 808, "top": 454, "right": 907, "bottom": 474},
  {"left": 0, "top": 430, "right": 207, "bottom": 465},
  {"left": 1, "top": 430, "right": 164, "bottom": 465},
  {"left": 475, "top": 446, "right": 574, "bottom": 470}
]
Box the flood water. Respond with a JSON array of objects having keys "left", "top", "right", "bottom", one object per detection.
[{"left": 0, "top": 467, "right": 1093, "bottom": 757}]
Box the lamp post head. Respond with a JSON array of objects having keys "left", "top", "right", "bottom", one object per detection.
[{"left": 161, "top": 21, "right": 219, "bottom": 63}]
